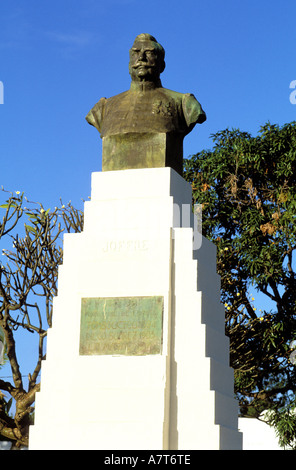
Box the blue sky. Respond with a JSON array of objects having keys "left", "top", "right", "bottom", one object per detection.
[
  {"left": 1, "top": 0, "right": 295, "bottom": 211},
  {"left": 0, "top": 1, "right": 296, "bottom": 379}
]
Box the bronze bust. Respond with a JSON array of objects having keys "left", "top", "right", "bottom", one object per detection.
[{"left": 86, "top": 33, "right": 206, "bottom": 175}]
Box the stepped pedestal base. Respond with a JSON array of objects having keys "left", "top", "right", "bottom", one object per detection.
[{"left": 29, "top": 168, "right": 242, "bottom": 450}]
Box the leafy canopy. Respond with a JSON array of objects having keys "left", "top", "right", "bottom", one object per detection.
[{"left": 184, "top": 122, "right": 296, "bottom": 447}]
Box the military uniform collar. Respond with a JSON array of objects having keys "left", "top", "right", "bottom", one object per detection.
[{"left": 130, "top": 79, "right": 162, "bottom": 92}]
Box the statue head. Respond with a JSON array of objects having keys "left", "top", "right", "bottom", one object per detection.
[{"left": 129, "top": 33, "right": 165, "bottom": 83}]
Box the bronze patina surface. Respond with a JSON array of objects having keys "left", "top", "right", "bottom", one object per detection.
[
  {"left": 79, "top": 296, "right": 164, "bottom": 356},
  {"left": 86, "top": 33, "right": 206, "bottom": 175}
]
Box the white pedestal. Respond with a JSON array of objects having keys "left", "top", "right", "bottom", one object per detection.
[{"left": 29, "top": 168, "right": 242, "bottom": 450}]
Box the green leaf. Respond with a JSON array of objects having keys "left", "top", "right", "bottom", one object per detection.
[{"left": 24, "top": 224, "right": 37, "bottom": 234}]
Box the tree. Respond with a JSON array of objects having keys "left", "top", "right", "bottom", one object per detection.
[
  {"left": 0, "top": 324, "right": 13, "bottom": 440},
  {"left": 184, "top": 121, "right": 296, "bottom": 448},
  {"left": 0, "top": 189, "right": 83, "bottom": 448}
]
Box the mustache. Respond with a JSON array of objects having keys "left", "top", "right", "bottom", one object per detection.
[{"left": 132, "top": 62, "right": 155, "bottom": 69}]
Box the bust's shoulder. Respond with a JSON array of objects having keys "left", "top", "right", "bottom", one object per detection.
[
  {"left": 158, "top": 87, "right": 194, "bottom": 99},
  {"left": 159, "top": 87, "right": 198, "bottom": 104},
  {"left": 105, "top": 90, "right": 130, "bottom": 104},
  {"left": 154, "top": 87, "right": 180, "bottom": 100},
  {"left": 159, "top": 88, "right": 206, "bottom": 125}
]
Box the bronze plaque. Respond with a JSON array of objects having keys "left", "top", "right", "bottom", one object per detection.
[{"left": 79, "top": 296, "right": 163, "bottom": 356}]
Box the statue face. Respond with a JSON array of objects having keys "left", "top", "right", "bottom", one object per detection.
[{"left": 129, "top": 40, "right": 164, "bottom": 82}]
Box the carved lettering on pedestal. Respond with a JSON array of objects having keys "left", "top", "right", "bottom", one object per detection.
[{"left": 102, "top": 239, "right": 149, "bottom": 253}]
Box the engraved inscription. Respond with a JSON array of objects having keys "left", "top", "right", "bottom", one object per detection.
[
  {"left": 102, "top": 239, "right": 149, "bottom": 253},
  {"left": 79, "top": 296, "right": 163, "bottom": 356}
]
